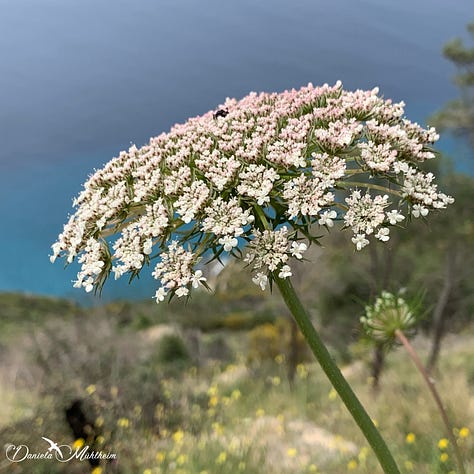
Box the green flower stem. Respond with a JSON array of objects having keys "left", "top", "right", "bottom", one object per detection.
[
  {"left": 274, "top": 275, "right": 400, "bottom": 474},
  {"left": 395, "top": 329, "right": 466, "bottom": 474},
  {"left": 338, "top": 181, "right": 403, "bottom": 197}
]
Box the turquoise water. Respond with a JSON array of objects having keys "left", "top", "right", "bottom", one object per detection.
[{"left": 0, "top": 0, "right": 472, "bottom": 301}]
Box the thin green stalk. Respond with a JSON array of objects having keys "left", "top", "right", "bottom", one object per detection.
[
  {"left": 395, "top": 329, "right": 465, "bottom": 474},
  {"left": 274, "top": 275, "right": 400, "bottom": 474},
  {"left": 338, "top": 181, "right": 402, "bottom": 197}
]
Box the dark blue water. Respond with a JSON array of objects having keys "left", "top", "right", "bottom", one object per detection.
[{"left": 1, "top": 0, "right": 472, "bottom": 302}]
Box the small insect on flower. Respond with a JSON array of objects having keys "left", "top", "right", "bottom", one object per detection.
[{"left": 213, "top": 108, "right": 229, "bottom": 119}]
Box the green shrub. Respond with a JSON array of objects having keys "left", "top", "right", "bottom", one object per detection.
[{"left": 155, "top": 333, "right": 191, "bottom": 365}]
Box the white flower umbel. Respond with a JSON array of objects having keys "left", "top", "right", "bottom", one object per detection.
[
  {"left": 151, "top": 241, "right": 198, "bottom": 298},
  {"left": 344, "top": 191, "right": 389, "bottom": 238},
  {"left": 244, "top": 227, "right": 291, "bottom": 273},
  {"left": 51, "top": 82, "right": 453, "bottom": 300}
]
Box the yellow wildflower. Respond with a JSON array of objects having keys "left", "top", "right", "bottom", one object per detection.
[
  {"left": 275, "top": 354, "right": 285, "bottom": 364},
  {"left": 287, "top": 448, "right": 297, "bottom": 457},
  {"left": 143, "top": 470, "right": 152, "bottom": 474},
  {"left": 96, "top": 435, "right": 105, "bottom": 445},
  {"left": 404, "top": 460, "right": 414, "bottom": 471},
  {"left": 177, "top": 454, "right": 187, "bottom": 465},
  {"left": 308, "top": 464, "right": 318, "bottom": 472},
  {"left": 172, "top": 430, "right": 184, "bottom": 443},
  {"left": 405, "top": 432, "right": 416, "bottom": 444},
  {"left": 231, "top": 389, "right": 241, "bottom": 400},
  {"left": 72, "top": 438, "right": 85, "bottom": 450},
  {"left": 328, "top": 388, "right": 337, "bottom": 401},
  {"left": 86, "top": 384, "right": 96, "bottom": 395},
  {"left": 156, "top": 451, "right": 166, "bottom": 462},
  {"left": 272, "top": 376, "right": 281, "bottom": 386},
  {"left": 95, "top": 416, "right": 104, "bottom": 428},
  {"left": 216, "top": 451, "right": 227, "bottom": 464},
  {"left": 459, "top": 427, "right": 470, "bottom": 439},
  {"left": 207, "top": 385, "right": 218, "bottom": 396},
  {"left": 117, "top": 417, "right": 129, "bottom": 428},
  {"left": 296, "top": 364, "right": 308, "bottom": 379},
  {"left": 440, "top": 452, "right": 449, "bottom": 463},
  {"left": 358, "top": 446, "right": 369, "bottom": 462},
  {"left": 222, "top": 396, "right": 231, "bottom": 406},
  {"left": 256, "top": 408, "right": 265, "bottom": 418},
  {"left": 347, "top": 459, "right": 358, "bottom": 470},
  {"left": 438, "top": 438, "right": 449, "bottom": 450},
  {"left": 208, "top": 395, "right": 219, "bottom": 407},
  {"left": 212, "top": 422, "right": 223, "bottom": 435},
  {"left": 91, "top": 468, "right": 103, "bottom": 474}
]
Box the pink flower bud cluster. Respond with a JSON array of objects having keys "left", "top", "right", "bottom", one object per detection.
[{"left": 51, "top": 82, "right": 452, "bottom": 300}]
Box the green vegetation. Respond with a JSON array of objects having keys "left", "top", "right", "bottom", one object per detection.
[
  {"left": 0, "top": 284, "right": 472, "bottom": 473},
  {"left": 1, "top": 166, "right": 473, "bottom": 473},
  {"left": 430, "top": 22, "right": 474, "bottom": 148}
]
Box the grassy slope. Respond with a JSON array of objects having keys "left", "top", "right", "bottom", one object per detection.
[{"left": 0, "top": 292, "right": 473, "bottom": 473}]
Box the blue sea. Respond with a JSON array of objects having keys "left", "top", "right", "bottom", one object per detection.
[{"left": 0, "top": 0, "right": 472, "bottom": 302}]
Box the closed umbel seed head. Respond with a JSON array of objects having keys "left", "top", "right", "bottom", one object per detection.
[{"left": 360, "top": 291, "right": 417, "bottom": 347}]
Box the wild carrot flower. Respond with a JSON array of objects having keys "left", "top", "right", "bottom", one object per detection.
[{"left": 51, "top": 82, "right": 453, "bottom": 301}]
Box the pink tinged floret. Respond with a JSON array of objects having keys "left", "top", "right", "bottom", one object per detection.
[
  {"left": 174, "top": 181, "right": 210, "bottom": 224},
  {"left": 283, "top": 175, "right": 334, "bottom": 219},
  {"left": 151, "top": 242, "right": 204, "bottom": 299},
  {"left": 344, "top": 191, "right": 389, "bottom": 236},
  {"left": 358, "top": 141, "right": 398, "bottom": 172},
  {"left": 202, "top": 197, "right": 254, "bottom": 237},
  {"left": 237, "top": 164, "right": 279, "bottom": 205}
]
